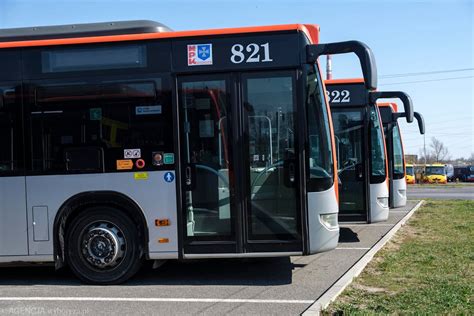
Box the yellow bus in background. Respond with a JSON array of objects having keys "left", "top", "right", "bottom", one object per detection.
[
  {"left": 406, "top": 163, "right": 415, "bottom": 184},
  {"left": 423, "top": 164, "right": 448, "bottom": 184}
]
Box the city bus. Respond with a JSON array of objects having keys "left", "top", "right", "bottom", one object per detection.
[
  {"left": 405, "top": 163, "right": 416, "bottom": 184},
  {"left": 324, "top": 79, "right": 391, "bottom": 223},
  {"left": 467, "top": 166, "right": 474, "bottom": 182},
  {"left": 377, "top": 101, "right": 424, "bottom": 208},
  {"left": 454, "top": 165, "right": 472, "bottom": 182},
  {"left": 424, "top": 164, "right": 448, "bottom": 183},
  {"left": 0, "top": 20, "right": 378, "bottom": 284}
]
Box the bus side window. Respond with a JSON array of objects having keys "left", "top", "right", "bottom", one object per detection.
[
  {"left": 28, "top": 78, "right": 173, "bottom": 174},
  {"left": 0, "top": 86, "right": 23, "bottom": 175}
]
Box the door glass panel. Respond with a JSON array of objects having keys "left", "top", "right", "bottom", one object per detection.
[
  {"left": 180, "top": 79, "right": 234, "bottom": 241},
  {"left": 392, "top": 125, "right": 405, "bottom": 180},
  {"left": 369, "top": 105, "right": 386, "bottom": 183},
  {"left": 333, "top": 109, "right": 366, "bottom": 214},
  {"left": 243, "top": 74, "right": 300, "bottom": 241}
]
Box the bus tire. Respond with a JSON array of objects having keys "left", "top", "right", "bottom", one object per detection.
[{"left": 66, "top": 206, "right": 143, "bottom": 285}]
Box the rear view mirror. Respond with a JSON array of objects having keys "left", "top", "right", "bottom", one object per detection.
[
  {"left": 414, "top": 112, "right": 425, "bottom": 134},
  {"left": 370, "top": 91, "right": 414, "bottom": 123},
  {"left": 306, "top": 40, "right": 377, "bottom": 90}
]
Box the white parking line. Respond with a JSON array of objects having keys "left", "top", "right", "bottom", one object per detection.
[
  {"left": 340, "top": 223, "right": 394, "bottom": 227},
  {"left": 0, "top": 297, "right": 314, "bottom": 304},
  {"left": 336, "top": 247, "right": 370, "bottom": 250}
]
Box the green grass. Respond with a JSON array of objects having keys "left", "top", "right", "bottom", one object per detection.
[{"left": 324, "top": 200, "right": 474, "bottom": 315}]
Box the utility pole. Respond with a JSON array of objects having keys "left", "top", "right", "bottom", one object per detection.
[
  {"left": 423, "top": 134, "right": 427, "bottom": 165},
  {"left": 326, "top": 55, "right": 332, "bottom": 80}
]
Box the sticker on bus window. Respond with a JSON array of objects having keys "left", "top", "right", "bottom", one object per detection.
[
  {"left": 163, "top": 153, "right": 175, "bottom": 165},
  {"left": 152, "top": 152, "right": 164, "bottom": 166},
  {"left": 117, "top": 159, "right": 133, "bottom": 170},
  {"left": 199, "top": 120, "right": 214, "bottom": 138},
  {"left": 90, "top": 108, "right": 102, "bottom": 120},
  {"left": 164, "top": 172, "right": 175, "bottom": 183},
  {"left": 135, "top": 105, "right": 162, "bottom": 115},
  {"left": 134, "top": 172, "right": 148, "bottom": 180},
  {"left": 187, "top": 44, "right": 213, "bottom": 66},
  {"left": 124, "top": 149, "right": 141, "bottom": 159}
]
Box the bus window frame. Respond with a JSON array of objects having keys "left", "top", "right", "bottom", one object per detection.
[
  {"left": 23, "top": 72, "right": 174, "bottom": 176},
  {"left": 391, "top": 123, "right": 405, "bottom": 180},
  {"left": 0, "top": 82, "right": 25, "bottom": 177},
  {"left": 304, "top": 64, "right": 335, "bottom": 192},
  {"left": 368, "top": 103, "right": 387, "bottom": 184}
]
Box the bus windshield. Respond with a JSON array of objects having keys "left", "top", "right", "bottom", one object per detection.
[
  {"left": 406, "top": 166, "right": 414, "bottom": 176},
  {"left": 306, "top": 65, "right": 334, "bottom": 190},
  {"left": 392, "top": 125, "right": 404, "bottom": 178},
  {"left": 469, "top": 166, "right": 474, "bottom": 174},
  {"left": 426, "top": 166, "right": 446, "bottom": 175},
  {"left": 369, "top": 104, "right": 386, "bottom": 180}
]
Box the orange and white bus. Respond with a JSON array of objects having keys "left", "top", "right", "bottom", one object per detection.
[
  {"left": 0, "top": 20, "right": 378, "bottom": 284},
  {"left": 325, "top": 79, "right": 391, "bottom": 223},
  {"left": 378, "top": 102, "right": 424, "bottom": 207}
]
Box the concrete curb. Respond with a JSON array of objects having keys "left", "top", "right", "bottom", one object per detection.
[{"left": 303, "top": 200, "right": 425, "bottom": 315}]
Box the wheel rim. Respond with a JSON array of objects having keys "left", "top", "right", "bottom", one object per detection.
[{"left": 80, "top": 222, "right": 126, "bottom": 269}]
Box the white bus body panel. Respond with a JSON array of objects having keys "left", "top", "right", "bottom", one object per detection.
[
  {"left": 0, "top": 177, "right": 28, "bottom": 256},
  {"left": 392, "top": 178, "right": 407, "bottom": 208},
  {"left": 24, "top": 171, "right": 178, "bottom": 260},
  {"left": 369, "top": 180, "right": 389, "bottom": 223},
  {"left": 307, "top": 185, "right": 339, "bottom": 254}
]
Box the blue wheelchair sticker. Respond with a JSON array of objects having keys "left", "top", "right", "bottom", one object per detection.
[{"left": 164, "top": 172, "right": 175, "bottom": 183}]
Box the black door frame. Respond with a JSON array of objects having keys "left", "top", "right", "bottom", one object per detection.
[
  {"left": 240, "top": 70, "right": 303, "bottom": 253},
  {"left": 177, "top": 73, "right": 238, "bottom": 254},
  {"left": 177, "top": 69, "right": 304, "bottom": 255},
  {"left": 335, "top": 106, "right": 370, "bottom": 222}
]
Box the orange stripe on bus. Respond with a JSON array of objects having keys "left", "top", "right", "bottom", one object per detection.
[{"left": 324, "top": 78, "right": 364, "bottom": 85}]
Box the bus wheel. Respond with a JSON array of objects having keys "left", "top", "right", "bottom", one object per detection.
[{"left": 66, "top": 206, "right": 143, "bottom": 285}]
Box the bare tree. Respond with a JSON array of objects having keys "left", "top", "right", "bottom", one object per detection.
[
  {"left": 469, "top": 152, "right": 474, "bottom": 164},
  {"left": 430, "top": 137, "right": 449, "bottom": 163}
]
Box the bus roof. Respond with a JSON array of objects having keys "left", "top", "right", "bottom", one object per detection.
[
  {"left": 0, "top": 22, "right": 319, "bottom": 49},
  {"left": 0, "top": 20, "right": 172, "bottom": 42},
  {"left": 377, "top": 102, "right": 398, "bottom": 112}
]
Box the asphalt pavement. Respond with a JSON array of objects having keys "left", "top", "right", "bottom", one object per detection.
[
  {"left": 407, "top": 183, "right": 474, "bottom": 200},
  {"left": 0, "top": 202, "right": 418, "bottom": 315}
]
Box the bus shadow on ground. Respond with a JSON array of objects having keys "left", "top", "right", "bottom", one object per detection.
[
  {"left": 0, "top": 257, "right": 295, "bottom": 286},
  {"left": 338, "top": 227, "right": 360, "bottom": 243}
]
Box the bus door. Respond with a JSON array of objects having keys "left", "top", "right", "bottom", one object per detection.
[
  {"left": 331, "top": 107, "right": 369, "bottom": 220},
  {"left": 0, "top": 83, "right": 28, "bottom": 256},
  {"left": 178, "top": 71, "right": 302, "bottom": 255}
]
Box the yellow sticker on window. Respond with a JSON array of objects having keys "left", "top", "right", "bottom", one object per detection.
[
  {"left": 116, "top": 159, "right": 133, "bottom": 170},
  {"left": 134, "top": 172, "right": 148, "bottom": 180}
]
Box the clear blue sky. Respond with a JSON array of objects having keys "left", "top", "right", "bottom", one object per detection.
[{"left": 1, "top": 0, "right": 473, "bottom": 159}]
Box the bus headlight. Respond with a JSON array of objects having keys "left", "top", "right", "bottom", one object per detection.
[
  {"left": 377, "top": 197, "right": 389, "bottom": 208},
  {"left": 320, "top": 213, "right": 338, "bottom": 230}
]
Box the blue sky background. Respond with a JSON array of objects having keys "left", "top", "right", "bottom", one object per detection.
[{"left": 1, "top": 0, "right": 472, "bottom": 159}]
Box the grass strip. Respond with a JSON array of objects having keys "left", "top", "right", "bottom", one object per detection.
[{"left": 324, "top": 200, "right": 473, "bottom": 315}]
